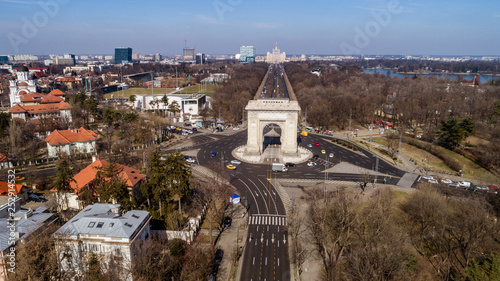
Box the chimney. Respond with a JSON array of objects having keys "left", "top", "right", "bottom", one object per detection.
[{"left": 92, "top": 155, "right": 98, "bottom": 163}]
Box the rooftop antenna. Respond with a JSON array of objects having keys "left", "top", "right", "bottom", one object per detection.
[{"left": 185, "top": 39, "right": 187, "bottom": 48}]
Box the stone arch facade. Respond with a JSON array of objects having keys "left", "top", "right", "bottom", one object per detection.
[{"left": 245, "top": 99, "right": 301, "bottom": 155}]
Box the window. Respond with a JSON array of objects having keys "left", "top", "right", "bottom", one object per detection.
[
  {"left": 132, "top": 214, "right": 139, "bottom": 219},
  {"left": 109, "top": 223, "right": 114, "bottom": 227},
  {"left": 88, "top": 222, "right": 95, "bottom": 228},
  {"left": 96, "top": 222, "right": 104, "bottom": 228}
]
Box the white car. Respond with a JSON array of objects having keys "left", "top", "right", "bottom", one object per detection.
[
  {"left": 307, "top": 161, "right": 317, "bottom": 167},
  {"left": 459, "top": 181, "right": 471, "bottom": 187},
  {"left": 421, "top": 175, "right": 434, "bottom": 180},
  {"left": 186, "top": 158, "right": 196, "bottom": 163},
  {"left": 448, "top": 182, "right": 460, "bottom": 188},
  {"left": 441, "top": 179, "right": 453, "bottom": 184},
  {"left": 428, "top": 179, "right": 438, "bottom": 184},
  {"left": 307, "top": 144, "right": 313, "bottom": 148},
  {"left": 230, "top": 160, "right": 241, "bottom": 165},
  {"left": 329, "top": 153, "right": 334, "bottom": 158}
]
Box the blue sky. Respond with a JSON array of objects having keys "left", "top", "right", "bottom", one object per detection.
[{"left": 1, "top": 0, "right": 499, "bottom": 56}]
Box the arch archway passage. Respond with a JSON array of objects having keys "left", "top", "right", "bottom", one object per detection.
[{"left": 245, "top": 99, "right": 301, "bottom": 155}]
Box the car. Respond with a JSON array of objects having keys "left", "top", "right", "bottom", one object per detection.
[
  {"left": 184, "top": 156, "right": 192, "bottom": 159},
  {"left": 459, "top": 181, "right": 471, "bottom": 187},
  {"left": 232, "top": 127, "right": 240, "bottom": 130},
  {"left": 329, "top": 153, "right": 334, "bottom": 158},
  {"left": 307, "top": 161, "right": 317, "bottom": 167},
  {"left": 478, "top": 186, "right": 489, "bottom": 191},
  {"left": 428, "top": 179, "right": 438, "bottom": 184},
  {"left": 448, "top": 182, "right": 460, "bottom": 188},
  {"left": 285, "top": 162, "right": 296, "bottom": 167},
  {"left": 211, "top": 151, "right": 216, "bottom": 157},
  {"left": 230, "top": 160, "right": 241, "bottom": 165},
  {"left": 226, "top": 164, "right": 236, "bottom": 170},
  {"left": 192, "top": 127, "right": 197, "bottom": 132},
  {"left": 186, "top": 158, "right": 195, "bottom": 163},
  {"left": 15, "top": 176, "right": 25, "bottom": 181},
  {"left": 315, "top": 142, "right": 320, "bottom": 146},
  {"left": 224, "top": 216, "right": 232, "bottom": 227},
  {"left": 421, "top": 175, "right": 434, "bottom": 180},
  {"left": 441, "top": 179, "right": 453, "bottom": 184},
  {"left": 321, "top": 149, "right": 326, "bottom": 154},
  {"left": 307, "top": 144, "right": 313, "bottom": 148},
  {"left": 184, "top": 123, "right": 191, "bottom": 127},
  {"left": 313, "top": 154, "right": 319, "bottom": 160}
]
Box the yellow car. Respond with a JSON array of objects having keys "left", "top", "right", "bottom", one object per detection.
[
  {"left": 226, "top": 164, "right": 237, "bottom": 170},
  {"left": 321, "top": 149, "right": 326, "bottom": 154}
]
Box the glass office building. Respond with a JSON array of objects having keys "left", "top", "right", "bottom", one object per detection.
[
  {"left": 240, "top": 46, "right": 256, "bottom": 63},
  {"left": 115, "top": 47, "right": 132, "bottom": 64}
]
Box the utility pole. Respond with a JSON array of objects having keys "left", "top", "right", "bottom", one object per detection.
[{"left": 348, "top": 108, "right": 352, "bottom": 139}]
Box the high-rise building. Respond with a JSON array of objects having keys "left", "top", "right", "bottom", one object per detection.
[
  {"left": 183, "top": 47, "right": 195, "bottom": 61},
  {"left": 0, "top": 56, "right": 8, "bottom": 63},
  {"left": 196, "top": 53, "right": 206, "bottom": 64},
  {"left": 132, "top": 53, "right": 140, "bottom": 61},
  {"left": 115, "top": 47, "right": 132, "bottom": 64},
  {"left": 155, "top": 53, "right": 162, "bottom": 62},
  {"left": 240, "top": 46, "right": 256, "bottom": 63}
]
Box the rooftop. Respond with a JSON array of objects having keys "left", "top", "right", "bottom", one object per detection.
[
  {"left": 54, "top": 204, "right": 150, "bottom": 240},
  {"left": 45, "top": 127, "right": 98, "bottom": 146}
]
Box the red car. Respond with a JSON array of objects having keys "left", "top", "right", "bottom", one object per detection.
[{"left": 315, "top": 142, "right": 320, "bottom": 146}]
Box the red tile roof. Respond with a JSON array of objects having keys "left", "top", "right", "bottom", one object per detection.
[
  {"left": 9, "top": 101, "right": 72, "bottom": 114},
  {"left": 40, "top": 94, "right": 64, "bottom": 104},
  {"left": 45, "top": 127, "right": 98, "bottom": 145},
  {"left": 0, "top": 153, "right": 12, "bottom": 162},
  {"left": 20, "top": 92, "right": 44, "bottom": 103},
  {"left": 70, "top": 158, "right": 146, "bottom": 194},
  {"left": 0, "top": 181, "right": 27, "bottom": 196},
  {"left": 49, "top": 89, "right": 66, "bottom": 96}
]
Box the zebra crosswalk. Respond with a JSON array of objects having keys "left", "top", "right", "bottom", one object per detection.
[{"left": 249, "top": 215, "right": 287, "bottom": 226}]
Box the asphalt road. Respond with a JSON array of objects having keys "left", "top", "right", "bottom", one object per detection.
[{"left": 193, "top": 130, "right": 407, "bottom": 281}]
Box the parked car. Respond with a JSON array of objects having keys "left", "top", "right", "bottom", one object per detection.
[
  {"left": 428, "top": 179, "right": 438, "bottom": 184},
  {"left": 192, "top": 127, "right": 197, "bottom": 132},
  {"left": 307, "top": 144, "right": 313, "bottom": 148},
  {"left": 441, "top": 179, "right": 453, "bottom": 184},
  {"left": 307, "top": 161, "right": 317, "bottom": 167},
  {"left": 448, "top": 182, "right": 460, "bottom": 188},
  {"left": 459, "top": 181, "right": 471, "bottom": 187},
  {"left": 230, "top": 160, "right": 241, "bottom": 165},
  {"left": 184, "top": 123, "right": 191, "bottom": 127},
  {"left": 186, "top": 158, "right": 195, "bottom": 163},
  {"left": 224, "top": 217, "right": 232, "bottom": 227},
  {"left": 329, "top": 153, "right": 334, "bottom": 158},
  {"left": 321, "top": 149, "right": 326, "bottom": 154},
  {"left": 285, "top": 162, "right": 296, "bottom": 167},
  {"left": 314, "top": 142, "right": 320, "bottom": 146},
  {"left": 421, "top": 175, "right": 434, "bottom": 180}
]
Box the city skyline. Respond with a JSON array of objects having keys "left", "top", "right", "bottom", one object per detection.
[{"left": 1, "top": 0, "right": 500, "bottom": 56}]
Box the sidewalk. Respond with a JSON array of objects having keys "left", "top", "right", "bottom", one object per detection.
[{"left": 214, "top": 204, "right": 248, "bottom": 281}]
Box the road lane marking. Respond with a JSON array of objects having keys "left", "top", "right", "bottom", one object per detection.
[
  {"left": 253, "top": 257, "right": 255, "bottom": 265},
  {"left": 278, "top": 258, "right": 280, "bottom": 266},
  {"left": 247, "top": 178, "right": 269, "bottom": 213},
  {"left": 265, "top": 257, "right": 267, "bottom": 265},
  {"left": 237, "top": 178, "right": 260, "bottom": 214}
]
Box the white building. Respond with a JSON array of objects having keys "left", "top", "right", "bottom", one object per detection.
[
  {"left": 9, "top": 65, "right": 37, "bottom": 107},
  {"left": 135, "top": 93, "right": 206, "bottom": 123},
  {"left": 54, "top": 204, "right": 151, "bottom": 281},
  {"left": 266, "top": 43, "right": 286, "bottom": 63},
  {"left": 44, "top": 127, "right": 98, "bottom": 158}
]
